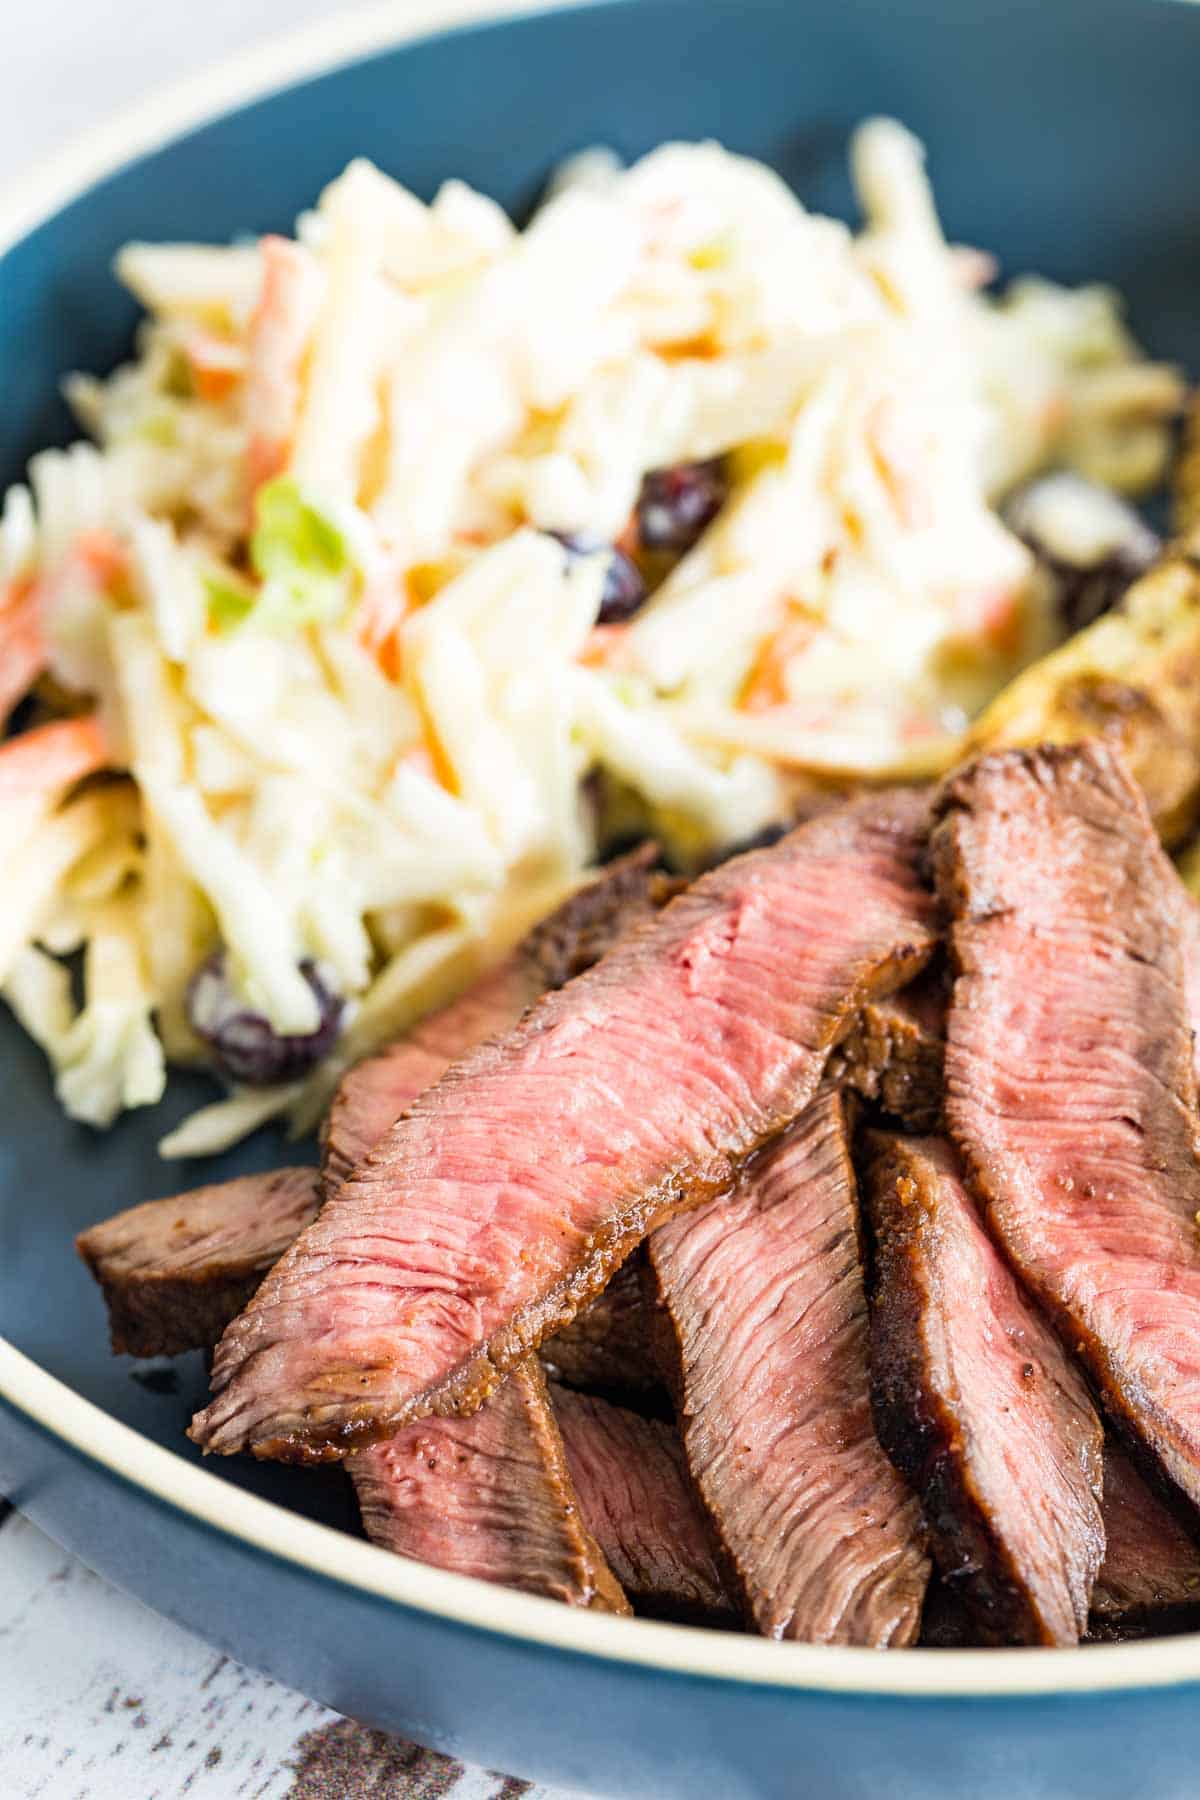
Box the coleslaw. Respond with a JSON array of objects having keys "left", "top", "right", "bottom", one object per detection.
[{"left": 0, "top": 120, "right": 1181, "bottom": 1150}]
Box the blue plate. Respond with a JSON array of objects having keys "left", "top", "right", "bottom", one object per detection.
[{"left": 4, "top": 3, "right": 1200, "bottom": 1793}]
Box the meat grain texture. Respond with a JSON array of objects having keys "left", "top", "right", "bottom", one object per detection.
[
  {"left": 552, "top": 1386, "right": 734, "bottom": 1624},
  {"left": 1091, "top": 1443, "right": 1200, "bottom": 1627},
  {"left": 650, "top": 1090, "right": 930, "bottom": 1645},
  {"left": 349, "top": 1360, "right": 630, "bottom": 1613},
  {"left": 934, "top": 742, "right": 1200, "bottom": 1512},
  {"left": 76, "top": 1169, "right": 321, "bottom": 1358},
  {"left": 192, "top": 790, "right": 937, "bottom": 1463},
  {"left": 320, "top": 844, "right": 663, "bottom": 1196},
  {"left": 866, "top": 1132, "right": 1104, "bottom": 1645}
]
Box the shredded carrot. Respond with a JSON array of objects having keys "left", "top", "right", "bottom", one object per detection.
[
  {"left": 356, "top": 576, "right": 412, "bottom": 682},
  {"left": 740, "top": 615, "right": 815, "bottom": 714},
  {"left": 955, "top": 583, "right": 1023, "bottom": 657},
  {"left": 0, "top": 715, "right": 110, "bottom": 801},
  {"left": 244, "top": 236, "right": 321, "bottom": 500},
  {"left": 74, "top": 529, "right": 128, "bottom": 591},
  {"left": 579, "top": 624, "right": 634, "bottom": 671},
  {"left": 182, "top": 329, "right": 243, "bottom": 404},
  {"left": 866, "top": 399, "right": 933, "bottom": 531},
  {"left": 0, "top": 579, "right": 47, "bottom": 726}
]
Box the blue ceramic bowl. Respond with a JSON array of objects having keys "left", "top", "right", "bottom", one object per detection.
[{"left": 4, "top": 3, "right": 1200, "bottom": 1793}]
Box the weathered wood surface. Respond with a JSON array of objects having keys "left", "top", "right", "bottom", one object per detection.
[{"left": 0, "top": 1506, "right": 586, "bottom": 1799}]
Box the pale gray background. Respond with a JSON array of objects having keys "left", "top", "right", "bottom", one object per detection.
[{"left": 0, "top": 0, "right": 341, "bottom": 180}]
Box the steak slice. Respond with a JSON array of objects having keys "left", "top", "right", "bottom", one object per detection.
[
  {"left": 1091, "top": 1442, "right": 1200, "bottom": 1628},
  {"left": 78, "top": 1179, "right": 632, "bottom": 1616},
  {"left": 865, "top": 1132, "right": 1105, "bottom": 1646},
  {"left": 76, "top": 1169, "right": 321, "bottom": 1358},
  {"left": 321, "top": 844, "right": 665, "bottom": 1195},
  {"left": 192, "top": 789, "right": 937, "bottom": 1462},
  {"left": 550, "top": 1385, "right": 735, "bottom": 1625},
  {"left": 540, "top": 1256, "right": 660, "bottom": 1398},
  {"left": 834, "top": 966, "right": 946, "bottom": 1132},
  {"left": 933, "top": 742, "right": 1200, "bottom": 1511},
  {"left": 349, "top": 1359, "right": 629, "bottom": 1613},
  {"left": 648, "top": 1089, "right": 930, "bottom": 1645}
]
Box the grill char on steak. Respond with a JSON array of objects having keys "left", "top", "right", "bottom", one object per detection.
[
  {"left": 191, "top": 789, "right": 937, "bottom": 1464},
  {"left": 76, "top": 1169, "right": 321, "bottom": 1358},
  {"left": 649, "top": 1089, "right": 930, "bottom": 1645},
  {"left": 320, "top": 844, "right": 665, "bottom": 1196},
  {"left": 551, "top": 1386, "right": 735, "bottom": 1624},
  {"left": 834, "top": 966, "right": 946, "bottom": 1132},
  {"left": 933, "top": 742, "right": 1200, "bottom": 1512},
  {"left": 349, "top": 1359, "right": 630, "bottom": 1613},
  {"left": 865, "top": 1132, "right": 1105, "bottom": 1646}
]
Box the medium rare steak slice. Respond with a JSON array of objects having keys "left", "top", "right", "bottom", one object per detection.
[
  {"left": 320, "top": 844, "right": 664, "bottom": 1194},
  {"left": 540, "top": 1256, "right": 660, "bottom": 1398},
  {"left": 1091, "top": 1443, "right": 1200, "bottom": 1627},
  {"left": 648, "top": 1090, "right": 930, "bottom": 1645},
  {"left": 79, "top": 1179, "right": 630, "bottom": 1615},
  {"left": 834, "top": 966, "right": 946, "bottom": 1132},
  {"left": 76, "top": 1169, "right": 320, "bottom": 1358},
  {"left": 192, "top": 790, "right": 937, "bottom": 1463},
  {"left": 933, "top": 742, "right": 1200, "bottom": 1511},
  {"left": 551, "top": 1385, "right": 735, "bottom": 1624},
  {"left": 865, "top": 1133, "right": 1104, "bottom": 1646},
  {"left": 349, "top": 1359, "right": 629, "bottom": 1613}
]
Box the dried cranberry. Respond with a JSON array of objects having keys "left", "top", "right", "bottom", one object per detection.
[
  {"left": 187, "top": 952, "right": 343, "bottom": 1087},
  {"left": 1003, "top": 475, "right": 1160, "bottom": 637},
  {"left": 636, "top": 459, "right": 728, "bottom": 555},
  {"left": 550, "top": 531, "right": 647, "bottom": 623}
]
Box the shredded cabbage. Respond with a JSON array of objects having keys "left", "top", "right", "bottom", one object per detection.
[{"left": 3, "top": 120, "right": 1180, "bottom": 1148}]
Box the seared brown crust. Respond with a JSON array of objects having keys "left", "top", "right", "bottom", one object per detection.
[
  {"left": 285, "top": 1164, "right": 741, "bottom": 1459},
  {"left": 834, "top": 966, "right": 946, "bottom": 1132},
  {"left": 933, "top": 741, "right": 1200, "bottom": 1511},
  {"left": 521, "top": 843, "right": 667, "bottom": 990},
  {"left": 866, "top": 1132, "right": 1105, "bottom": 1646},
  {"left": 76, "top": 1169, "right": 321, "bottom": 1358}
]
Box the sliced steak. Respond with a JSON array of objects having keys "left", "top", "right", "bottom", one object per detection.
[
  {"left": 192, "top": 790, "right": 937, "bottom": 1463},
  {"left": 933, "top": 742, "right": 1200, "bottom": 1512},
  {"left": 349, "top": 1359, "right": 629, "bottom": 1613},
  {"left": 865, "top": 1132, "right": 1105, "bottom": 1646},
  {"left": 321, "top": 844, "right": 664, "bottom": 1194},
  {"left": 834, "top": 966, "right": 946, "bottom": 1132},
  {"left": 76, "top": 1169, "right": 320, "bottom": 1358},
  {"left": 649, "top": 1089, "right": 930, "bottom": 1645},
  {"left": 1091, "top": 1442, "right": 1200, "bottom": 1628},
  {"left": 551, "top": 1386, "right": 734, "bottom": 1625},
  {"left": 79, "top": 1178, "right": 632, "bottom": 1616},
  {"left": 540, "top": 1256, "right": 660, "bottom": 1398}
]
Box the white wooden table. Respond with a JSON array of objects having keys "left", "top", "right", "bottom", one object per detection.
[
  {"left": 0, "top": 1501, "right": 582, "bottom": 1798},
  {"left": 0, "top": 5, "right": 585, "bottom": 1792}
]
